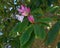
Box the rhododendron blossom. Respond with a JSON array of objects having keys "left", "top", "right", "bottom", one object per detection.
[
  {"left": 17, "top": 5, "right": 34, "bottom": 23},
  {"left": 18, "top": 5, "right": 30, "bottom": 16}
]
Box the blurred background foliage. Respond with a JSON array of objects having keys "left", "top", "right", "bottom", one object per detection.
[{"left": 0, "top": 0, "right": 60, "bottom": 48}]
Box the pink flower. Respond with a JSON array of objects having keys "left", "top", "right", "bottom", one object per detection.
[
  {"left": 18, "top": 5, "right": 30, "bottom": 16},
  {"left": 28, "top": 15, "right": 34, "bottom": 23},
  {"left": 17, "top": 5, "right": 34, "bottom": 23}
]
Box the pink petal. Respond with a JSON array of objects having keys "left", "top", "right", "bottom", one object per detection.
[
  {"left": 17, "top": 5, "right": 26, "bottom": 13},
  {"left": 17, "top": 9, "right": 24, "bottom": 13},
  {"left": 21, "top": 5, "right": 25, "bottom": 11},
  {"left": 28, "top": 15, "right": 34, "bottom": 23},
  {"left": 26, "top": 8, "right": 30, "bottom": 13},
  {"left": 22, "top": 12, "right": 27, "bottom": 16},
  {"left": 21, "top": 5, "right": 30, "bottom": 13}
]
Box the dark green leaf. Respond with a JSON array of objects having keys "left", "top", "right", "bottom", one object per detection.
[
  {"left": 34, "top": 24, "right": 46, "bottom": 40},
  {"left": 20, "top": 25, "right": 33, "bottom": 46},
  {"left": 45, "top": 22, "right": 60, "bottom": 45},
  {"left": 39, "top": 17, "right": 53, "bottom": 23},
  {"left": 21, "top": 32, "right": 35, "bottom": 48}
]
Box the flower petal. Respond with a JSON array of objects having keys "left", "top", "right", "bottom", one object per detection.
[
  {"left": 17, "top": 8, "right": 24, "bottom": 13},
  {"left": 17, "top": 5, "right": 25, "bottom": 13},
  {"left": 21, "top": 11, "right": 28, "bottom": 16},
  {"left": 26, "top": 7, "right": 30, "bottom": 13},
  {"left": 16, "top": 15, "right": 24, "bottom": 22},
  {"left": 21, "top": 5, "right": 25, "bottom": 10}
]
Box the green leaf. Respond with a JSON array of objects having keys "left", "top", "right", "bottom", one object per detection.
[
  {"left": 47, "top": 6, "right": 59, "bottom": 13},
  {"left": 21, "top": 32, "right": 35, "bottom": 48},
  {"left": 34, "top": 24, "right": 46, "bottom": 40},
  {"left": 20, "top": 25, "right": 33, "bottom": 46},
  {"left": 45, "top": 22, "right": 60, "bottom": 45},
  {"left": 40, "top": 22, "right": 50, "bottom": 27},
  {"left": 34, "top": 17, "right": 53, "bottom": 23},
  {"left": 32, "top": 7, "right": 44, "bottom": 16},
  {"left": 39, "top": 17, "right": 53, "bottom": 23}
]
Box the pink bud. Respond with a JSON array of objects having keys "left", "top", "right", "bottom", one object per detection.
[{"left": 28, "top": 15, "right": 34, "bottom": 23}]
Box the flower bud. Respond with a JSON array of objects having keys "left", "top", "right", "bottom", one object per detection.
[{"left": 28, "top": 15, "right": 34, "bottom": 23}]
